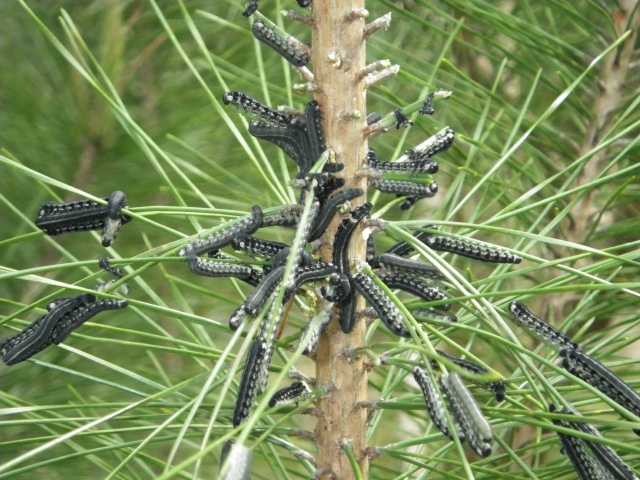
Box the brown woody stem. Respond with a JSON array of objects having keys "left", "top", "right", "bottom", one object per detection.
[{"left": 312, "top": 1, "right": 370, "bottom": 478}]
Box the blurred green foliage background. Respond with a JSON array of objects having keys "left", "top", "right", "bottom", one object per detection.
[{"left": 1, "top": 1, "right": 639, "bottom": 478}]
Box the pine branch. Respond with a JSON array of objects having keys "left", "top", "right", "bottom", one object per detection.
[{"left": 312, "top": 3, "right": 369, "bottom": 478}]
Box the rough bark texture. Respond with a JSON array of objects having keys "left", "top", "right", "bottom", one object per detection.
[{"left": 312, "top": 1, "right": 369, "bottom": 478}]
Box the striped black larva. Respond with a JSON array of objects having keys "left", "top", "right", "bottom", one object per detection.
[
  {"left": 413, "top": 365, "right": 456, "bottom": 441},
  {"left": 440, "top": 373, "right": 493, "bottom": 457},
  {"left": 353, "top": 272, "right": 410, "bottom": 338},
  {"left": 560, "top": 348, "right": 640, "bottom": 436},
  {"left": 252, "top": 20, "right": 310, "bottom": 68},
  {"left": 233, "top": 338, "right": 268, "bottom": 427},
  {"left": 35, "top": 191, "right": 131, "bottom": 247},
  {"left": 508, "top": 302, "right": 579, "bottom": 351},
  {"left": 179, "top": 206, "right": 263, "bottom": 257},
  {"left": 425, "top": 235, "right": 522, "bottom": 264},
  {"left": 269, "top": 382, "right": 312, "bottom": 408}
]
